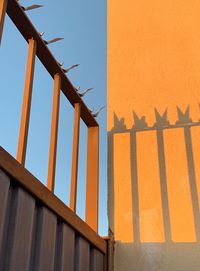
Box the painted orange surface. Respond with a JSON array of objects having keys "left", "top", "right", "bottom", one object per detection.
[
  {"left": 137, "top": 131, "right": 165, "bottom": 242},
  {"left": 108, "top": 0, "right": 200, "bottom": 130},
  {"left": 191, "top": 126, "right": 200, "bottom": 212},
  {"left": 108, "top": 0, "right": 200, "bottom": 246},
  {"left": 164, "top": 128, "right": 196, "bottom": 242},
  {"left": 114, "top": 133, "right": 133, "bottom": 242}
]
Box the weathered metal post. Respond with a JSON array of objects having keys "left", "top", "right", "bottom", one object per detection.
[
  {"left": 17, "top": 38, "right": 37, "bottom": 165},
  {"left": 70, "top": 103, "right": 81, "bottom": 211},
  {"left": 85, "top": 126, "right": 99, "bottom": 232},
  {"left": 47, "top": 73, "right": 61, "bottom": 192}
]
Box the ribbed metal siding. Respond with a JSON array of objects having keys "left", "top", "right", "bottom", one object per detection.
[{"left": 0, "top": 169, "right": 104, "bottom": 271}]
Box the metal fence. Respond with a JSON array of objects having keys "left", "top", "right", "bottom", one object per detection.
[{"left": 0, "top": 0, "right": 99, "bottom": 232}]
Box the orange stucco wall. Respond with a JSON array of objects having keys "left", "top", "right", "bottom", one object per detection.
[
  {"left": 108, "top": 0, "right": 200, "bottom": 129},
  {"left": 108, "top": 1, "right": 200, "bottom": 270}
]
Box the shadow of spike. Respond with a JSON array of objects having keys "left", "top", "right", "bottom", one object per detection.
[
  {"left": 154, "top": 108, "right": 169, "bottom": 128},
  {"left": 111, "top": 112, "right": 127, "bottom": 132},
  {"left": 132, "top": 111, "right": 148, "bottom": 130},
  {"left": 176, "top": 106, "right": 192, "bottom": 124}
]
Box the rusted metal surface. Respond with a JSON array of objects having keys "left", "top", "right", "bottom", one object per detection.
[
  {"left": 47, "top": 74, "right": 61, "bottom": 192},
  {"left": 6, "top": 0, "right": 98, "bottom": 127},
  {"left": 70, "top": 103, "right": 81, "bottom": 211},
  {"left": 86, "top": 126, "right": 99, "bottom": 232},
  {"left": 0, "top": 147, "right": 106, "bottom": 254},
  {"left": 17, "top": 38, "right": 37, "bottom": 166}
]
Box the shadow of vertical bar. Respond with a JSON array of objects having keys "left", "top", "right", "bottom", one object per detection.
[
  {"left": 107, "top": 132, "right": 115, "bottom": 233},
  {"left": 184, "top": 127, "right": 200, "bottom": 241},
  {"left": 156, "top": 129, "right": 171, "bottom": 242},
  {"left": 130, "top": 129, "right": 140, "bottom": 243}
]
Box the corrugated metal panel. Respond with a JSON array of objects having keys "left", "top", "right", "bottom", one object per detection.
[
  {"left": 0, "top": 170, "right": 10, "bottom": 270},
  {"left": 0, "top": 169, "right": 106, "bottom": 271},
  {"left": 75, "top": 236, "right": 90, "bottom": 271},
  {"left": 90, "top": 248, "right": 104, "bottom": 271},
  {"left": 6, "top": 187, "right": 35, "bottom": 271},
  {"left": 0, "top": 147, "right": 106, "bottom": 254},
  {"left": 54, "top": 223, "right": 75, "bottom": 271},
  {"left": 33, "top": 207, "right": 57, "bottom": 271}
]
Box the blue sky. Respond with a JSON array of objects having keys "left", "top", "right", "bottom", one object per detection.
[{"left": 0, "top": 0, "right": 107, "bottom": 235}]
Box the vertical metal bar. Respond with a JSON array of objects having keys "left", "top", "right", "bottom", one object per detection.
[
  {"left": 103, "top": 237, "right": 114, "bottom": 271},
  {"left": 70, "top": 103, "right": 81, "bottom": 211},
  {"left": 0, "top": 0, "right": 7, "bottom": 45},
  {"left": 85, "top": 126, "right": 99, "bottom": 232},
  {"left": 17, "top": 38, "right": 37, "bottom": 166},
  {"left": 47, "top": 74, "right": 61, "bottom": 192}
]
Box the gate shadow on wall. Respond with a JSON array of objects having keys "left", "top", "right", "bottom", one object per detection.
[{"left": 108, "top": 106, "right": 200, "bottom": 271}]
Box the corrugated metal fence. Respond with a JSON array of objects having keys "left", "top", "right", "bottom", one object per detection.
[{"left": 0, "top": 147, "right": 111, "bottom": 271}]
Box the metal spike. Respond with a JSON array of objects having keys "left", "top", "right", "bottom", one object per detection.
[
  {"left": 43, "top": 37, "right": 64, "bottom": 45},
  {"left": 78, "top": 87, "right": 93, "bottom": 97},
  {"left": 92, "top": 106, "right": 105, "bottom": 118},
  {"left": 89, "top": 108, "right": 94, "bottom": 113},
  {"left": 21, "top": 4, "right": 43, "bottom": 11},
  {"left": 62, "top": 64, "right": 80, "bottom": 73},
  {"left": 38, "top": 32, "right": 45, "bottom": 37},
  {"left": 75, "top": 86, "right": 80, "bottom": 92},
  {"left": 58, "top": 61, "right": 64, "bottom": 67}
]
